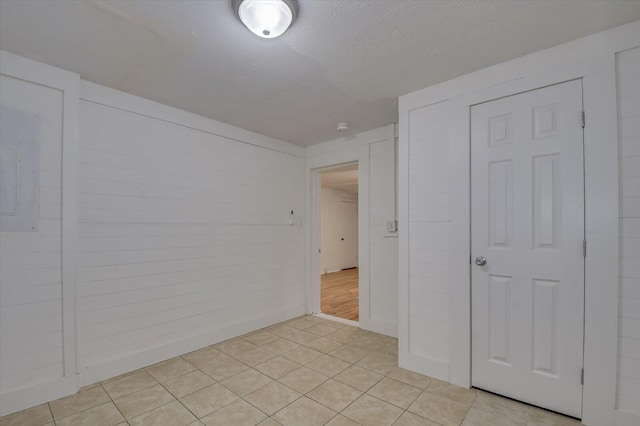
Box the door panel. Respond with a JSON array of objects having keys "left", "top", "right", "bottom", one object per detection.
[{"left": 471, "top": 80, "right": 584, "bottom": 417}]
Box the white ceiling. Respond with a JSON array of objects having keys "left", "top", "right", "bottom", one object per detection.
[
  {"left": 322, "top": 165, "right": 358, "bottom": 194},
  {"left": 1, "top": 1, "right": 639, "bottom": 146}
]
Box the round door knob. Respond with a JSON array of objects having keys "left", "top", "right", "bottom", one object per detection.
[{"left": 475, "top": 256, "right": 487, "bottom": 266}]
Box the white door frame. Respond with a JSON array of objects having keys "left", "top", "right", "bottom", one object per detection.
[
  {"left": 0, "top": 51, "right": 79, "bottom": 415},
  {"left": 448, "top": 56, "right": 619, "bottom": 425},
  {"left": 307, "top": 159, "right": 370, "bottom": 326}
]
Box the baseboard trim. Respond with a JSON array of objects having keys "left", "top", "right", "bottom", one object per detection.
[
  {"left": 314, "top": 313, "right": 359, "bottom": 327},
  {"left": 78, "top": 305, "right": 305, "bottom": 387},
  {"left": 0, "top": 375, "right": 78, "bottom": 417},
  {"left": 399, "top": 352, "right": 449, "bottom": 382},
  {"left": 360, "top": 318, "right": 398, "bottom": 338}
]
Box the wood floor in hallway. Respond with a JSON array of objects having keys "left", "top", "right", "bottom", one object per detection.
[{"left": 321, "top": 268, "right": 358, "bottom": 321}]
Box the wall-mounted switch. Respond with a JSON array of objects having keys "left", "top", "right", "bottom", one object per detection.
[{"left": 387, "top": 220, "right": 398, "bottom": 233}]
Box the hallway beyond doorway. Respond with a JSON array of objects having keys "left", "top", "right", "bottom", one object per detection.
[{"left": 321, "top": 268, "right": 359, "bottom": 321}]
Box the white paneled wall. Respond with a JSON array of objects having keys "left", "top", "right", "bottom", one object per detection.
[
  {"left": 617, "top": 46, "right": 640, "bottom": 417},
  {"left": 0, "top": 74, "right": 64, "bottom": 394},
  {"left": 404, "top": 101, "right": 450, "bottom": 377},
  {"left": 76, "top": 83, "right": 305, "bottom": 383},
  {"left": 321, "top": 188, "right": 358, "bottom": 273},
  {"left": 369, "top": 139, "right": 399, "bottom": 329}
]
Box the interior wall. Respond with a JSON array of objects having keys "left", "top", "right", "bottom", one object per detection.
[
  {"left": 616, "top": 46, "right": 640, "bottom": 417},
  {"left": 306, "top": 125, "right": 398, "bottom": 337},
  {"left": 321, "top": 187, "right": 358, "bottom": 273},
  {"left": 75, "top": 81, "right": 306, "bottom": 385},
  {"left": 399, "top": 20, "right": 640, "bottom": 426}
]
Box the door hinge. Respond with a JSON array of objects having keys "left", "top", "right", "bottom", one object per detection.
[
  {"left": 583, "top": 240, "right": 587, "bottom": 258},
  {"left": 581, "top": 111, "right": 585, "bottom": 128},
  {"left": 581, "top": 368, "right": 585, "bottom": 385},
  {"left": 469, "top": 255, "right": 472, "bottom": 265}
]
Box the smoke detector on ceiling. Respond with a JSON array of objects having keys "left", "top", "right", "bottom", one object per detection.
[{"left": 337, "top": 123, "right": 350, "bottom": 133}]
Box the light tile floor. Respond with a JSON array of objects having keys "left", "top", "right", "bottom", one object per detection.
[{"left": 0, "top": 315, "right": 581, "bottom": 426}]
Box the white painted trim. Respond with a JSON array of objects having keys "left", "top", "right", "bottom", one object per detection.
[
  {"left": 0, "top": 50, "right": 80, "bottom": 416},
  {"left": 448, "top": 59, "right": 618, "bottom": 426},
  {"left": 314, "top": 313, "right": 359, "bottom": 328},
  {"left": 79, "top": 80, "right": 304, "bottom": 158},
  {"left": 79, "top": 306, "right": 304, "bottom": 386},
  {"left": 616, "top": 410, "right": 640, "bottom": 426}
]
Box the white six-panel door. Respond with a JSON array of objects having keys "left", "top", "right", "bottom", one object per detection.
[{"left": 471, "top": 80, "right": 585, "bottom": 417}]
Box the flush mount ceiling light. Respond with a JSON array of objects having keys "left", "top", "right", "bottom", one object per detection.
[{"left": 232, "top": 0, "right": 298, "bottom": 39}]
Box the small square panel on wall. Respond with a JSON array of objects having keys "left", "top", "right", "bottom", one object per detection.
[{"left": 0, "top": 107, "right": 39, "bottom": 231}]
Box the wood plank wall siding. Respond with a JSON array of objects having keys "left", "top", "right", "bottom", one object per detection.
[
  {"left": 75, "top": 87, "right": 305, "bottom": 379},
  {"left": 616, "top": 46, "right": 640, "bottom": 416}
]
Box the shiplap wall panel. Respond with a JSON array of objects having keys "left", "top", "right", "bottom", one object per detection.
[
  {"left": 617, "top": 46, "right": 640, "bottom": 416},
  {"left": 407, "top": 102, "right": 450, "bottom": 364},
  {"left": 0, "top": 75, "right": 64, "bottom": 393},
  {"left": 76, "top": 99, "right": 304, "bottom": 373}
]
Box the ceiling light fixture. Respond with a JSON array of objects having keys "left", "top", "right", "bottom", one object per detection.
[{"left": 232, "top": 0, "right": 298, "bottom": 39}]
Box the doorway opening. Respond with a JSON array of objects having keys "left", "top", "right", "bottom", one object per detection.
[{"left": 319, "top": 164, "right": 359, "bottom": 322}]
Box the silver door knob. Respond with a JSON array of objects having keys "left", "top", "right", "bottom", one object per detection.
[{"left": 475, "top": 256, "right": 487, "bottom": 266}]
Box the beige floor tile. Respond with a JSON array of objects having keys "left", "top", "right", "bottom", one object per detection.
[
  {"left": 49, "top": 383, "right": 110, "bottom": 420},
  {"left": 387, "top": 368, "right": 432, "bottom": 389},
  {"left": 102, "top": 370, "right": 158, "bottom": 400},
  {"left": 221, "top": 368, "right": 273, "bottom": 396},
  {"left": 306, "top": 337, "right": 343, "bottom": 353},
  {"left": 329, "top": 345, "right": 370, "bottom": 363},
  {"left": 324, "top": 414, "right": 361, "bottom": 426},
  {"left": 146, "top": 358, "right": 196, "bottom": 383},
  {"left": 267, "top": 324, "right": 297, "bottom": 338},
  {"left": 426, "top": 380, "right": 477, "bottom": 405},
  {"left": 306, "top": 379, "right": 362, "bottom": 412},
  {"left": 244, "top": 381, "right": 301, "bottom": 416},
  {"left": 216, "top": 339, "right": 259, "bottom": 358},
  {"left": 255, "top": 356, "right": 300, "bottom": 379},
  {"left": 163, "top": 370, "right": 216, "bottom": 398},
  {"left": 287, "top": 318, "right": 316, "bottom": 330},
  {"left": 287, "top": 330, "right": 318, "bottom": 345},
  {"left": 273, "top": 396, "right": 336, "bottom": 426},
  {"left": 394, "top": 411, "right": 440, "bottom": 426},
  {"left": 129, "top": 400, "right": 196, "bottom": 426},
  {"left": 179, "top": 383, "right": 239, "bottom": 418},
  {"left": 244, "top": 332, "right": 279, "bottom": 346},
  {"left": 306, "top": 355, "right": 350, "bottom": 377},
  {"left": 55, "top": 402, "right": 124, "bottom": 426},
  {"left": 306, "top": 324, "right": 337, "bottom": 337},
  {"left": 257, "top": 418, "right": 282, "bottom": 425},
  {"left": 325, "top": 327, "right": 364, "bottom": 343},
  {"left": 347, "top": 335, "right": 386, "bottom": 352},
  {"left": 235, "top": 346, "right": 278, "bottom": 366},
  {"left": 341, "top": 394, "right": 404, "bottom": 426},
  {"left": 200, "top": 399, "right": 267, "bottom": 426},
  {"left": 527, "top": 408, "right": 581, "bottom": 426},
  {"left": 114, "top": 383, "right": 175, "bottom": 419},
  {"left": 278, "top": 367, "right": 329, "bottom": 394},
  {"left": 408, "top": 391, "right": 470, "bottom": 426},
  {"left": 461, "top": 407, "right": 526, "bottom": 426},
  {"left": 355, "top": 353, "right": 397, "bottom": 375},
  {"left": 471, "top": 390, "right": 532, "bottom": 423},
  {"left": 199, "top": 357, "right": 249, "bottom": 381},
  {"left": 367, "top": 377, "right": 422, "bottom": 409},
  {"left": 263, "top": 338, "right": 302, "bottom": 355},
  {"left": 334, "top": 365, "right": 384, "bottom": 392},
  {"left": 182, "top": 347, "right": 229, "bottom": 369},
  {"left": 0, "top": 403, "right": 52, "bottom": 426},
  {"left": 281, "top": 346, "right": 324, "bottom": 365}
]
